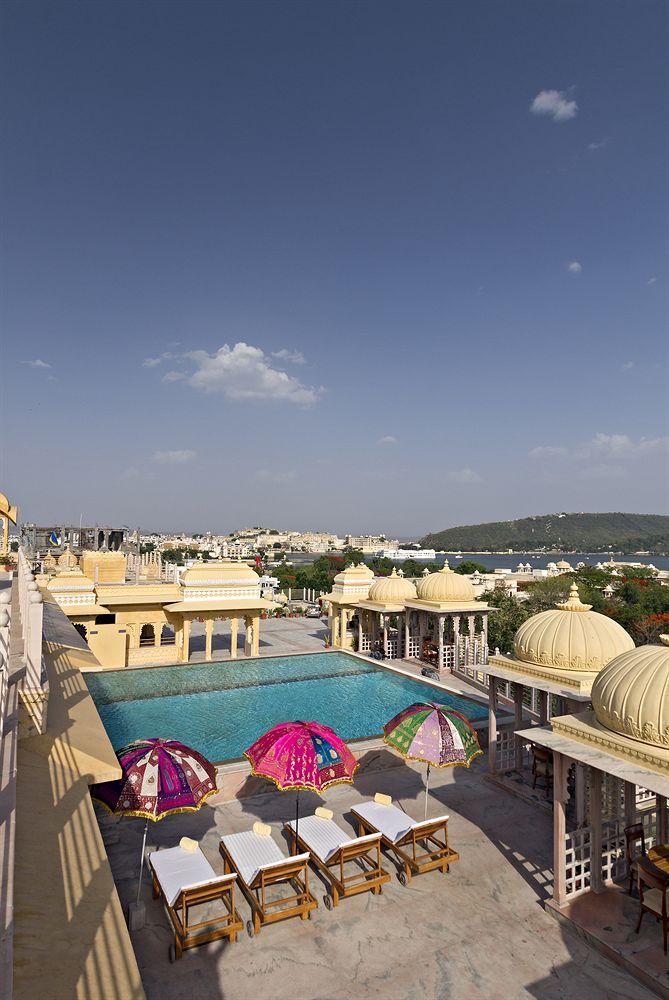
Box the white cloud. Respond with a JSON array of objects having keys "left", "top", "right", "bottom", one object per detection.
[
  {"left": 530, "top": 89, "right": 578, "bottom": 122},
  {"left": 528, "top": 445, "right": 568, "bottom": 460},
  {"left": 647, "top": 276, "right": 657, "bottom": 286},
  {"left": 530, "top": 433, "right": 669, "bottom": 465},
  {"left": 143, "top": 352, "right": 173, "bottom": 367},
  {"left": 162, "top": 370, "right": 185, "bottom": 383},
  {"left": 566, "top": 261, "right": 582, "bottom": 274},
  {"left": 184, "top": 342, "right": 321, "bottom": 405},
  {"left": 447, "top": 468, "right": 483, "bottom": 485},
  {"left": 378, "top": 435, "right": 398, "bottom": 445},
  {"left": 587, "top": 139, "right": 608, "bottom": 151},
  {"left": 254, "top": 469, "right": 297, "bottom": 485},
  {"left": 271, "top": 348, "right": 305, "bottom": 365},
  {"left": 588, "top": 433, "right": 668, "bottom": 457},
  {"left": 621, "top": 361, "right": 635, "bottom": 372},
  {"left": 23, "top": 359, "right": 51, "bottom": 369},
  {"left": 152, "top": 449, "right": 197, "bottom": 464}
]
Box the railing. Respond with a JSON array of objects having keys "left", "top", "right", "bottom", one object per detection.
[{"left": 16, "top": 548, "right": 45, "bottom": 690}]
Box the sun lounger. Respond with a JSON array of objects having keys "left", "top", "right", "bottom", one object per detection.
[
  {"left": 351, "top": 799, "right": 459, "bottom": 884},
  {"left": 219, "top": 830, "right": 317, "bottom": 936},
  {"left": 284, "top": 813, "right": 391, "bottom": 908},
  {"left": 149, "top": 844, "right": 243, "bottom": 961}
]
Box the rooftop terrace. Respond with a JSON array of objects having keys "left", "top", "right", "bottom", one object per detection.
[{"left": 101, "top": 752, "right": 653, "bottom": 1000}]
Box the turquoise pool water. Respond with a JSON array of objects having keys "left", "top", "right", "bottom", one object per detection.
[{"left": 85, "top": 652, "right": 488, "bottom": 762}]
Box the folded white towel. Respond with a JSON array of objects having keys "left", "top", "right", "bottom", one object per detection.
[
  {"left": 253, "top": 821, "right": 272, "bottom": 837},
  {"left": 179, "top": 836, "right": 198, "bottom": 853},
  {"left": 315, "top": 806, "right": 333, "bottom": 820}
]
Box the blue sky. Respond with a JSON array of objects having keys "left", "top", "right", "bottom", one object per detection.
[{"left": 2, "top": 1, "right": 667, "bottom": 536}]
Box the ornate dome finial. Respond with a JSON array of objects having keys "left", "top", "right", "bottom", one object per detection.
[
  {"left": 661, "top": 635, "right": 669, "bottom": 647},
  {"left": 439, "top": 560, "right": 452, "bottom": 574},
  {"left": 556, "top": 582, "right": 592, "bottom": 613}
]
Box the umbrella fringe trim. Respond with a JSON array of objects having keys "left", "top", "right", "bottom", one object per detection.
[
  {"left": 243, "top": 752, "right": 360, "bottom": 793},
  {"left": 382, "top": 735, "right": 484, "bottom": 769},
  {"left": 90, "top": 785, "right": 219, "bottom": 822}
]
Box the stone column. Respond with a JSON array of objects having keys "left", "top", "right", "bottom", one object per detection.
[
  {"left": 623, "top": 781, "right": 636, "bottom": 830},
  {"left": 404, "top": 611, "right": 411, "bottom": 659},
  {"left": 482, "top": 614, "right": 489, "bottom": 663},
  {"left": 357, "top": 614, "right": 363, "bottom": 653},
  {"left": 589, "top": 767, "right": 603, "bottom": 892},
  {"left": 539, "top": 690, "right": 549, "bottom": 725},
  {"left": 253, "top": 614, "right": 260, "bottom": 656},
  {"left": 381, "top": 615, "right": 388, "bottom": 658},
  {"left": 154, "top": 622, "right": 161, "bottom": 647},
  {"left": 339, "top": 607, "right": 347, "bottom": 649},
  {"left": 488, "top": 678, "right": 498, "bottom": 775},
  {"left": 658, "top": 795, "right": 668, "bottom": 843},
  {"left": 453, "top": 614, "right": 461, "bottom": 670},
  {"left": 205, "top": 617, "right": 213, "bottom": 661},
  {"left": 437, "top": 615, "right": 445, "bottom": 671},
  {"left": 230, "top": 617, "right": 238, "bottom": 659},
  {"left": 552, "top": 752, "right": 569, "bottom": 907},
  {"left": 514, "top": 684, "right": 524, "bottom": 771},
  {"left": 244, "top": 616, "right": 253, "bottom": 656},
  {"left": 181, "top": 618, "right": 190, "bottom": 663},
  {"left": 575, "top": 764, "right": 586, "bottom": 827}
]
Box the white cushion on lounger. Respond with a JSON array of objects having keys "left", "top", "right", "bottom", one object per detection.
[
  {"left": 221, "top": 831, "right": 309, "bottom": 887},
  {"left": 286, "top": 816, "right": 379, "bottom": 863},
  {"left": 149, "top": 845, "right": 232, "bottom": 908},
  {"left": 353, "top": 801, "right": 450, "bottom": 845}
]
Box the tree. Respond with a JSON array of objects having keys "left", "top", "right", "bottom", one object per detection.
[
  {"left": 454, "top": 560, "right": 487, "bottom": 575},
  {"left": 482, "top": 590, "right": 532, "bottom": 655},
  {"left": 342, "top": 547, "right": 364, "bottom": 567}
]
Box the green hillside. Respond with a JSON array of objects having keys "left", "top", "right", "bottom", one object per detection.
[{"left": 419, "top": 513, "right": 669, "bottom": 554}]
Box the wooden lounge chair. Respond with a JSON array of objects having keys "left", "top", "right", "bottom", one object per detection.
[
  {"left": 219, "top": 829, "right": 317, "bottom": 937},
  {"left": 351, "top": 798, "right": 459, "bottom": 885},
  {"left": 148, "top": 844, "right": 243, "bottom": 962},
  {"left": 284, "top": 812, "right": 391, "bottom": 909}
]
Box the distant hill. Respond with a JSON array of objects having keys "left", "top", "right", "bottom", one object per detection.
[{"left": 419, "top": 513, "right": 669, "bottom": 554}]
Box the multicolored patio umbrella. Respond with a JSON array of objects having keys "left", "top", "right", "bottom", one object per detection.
[
  {"left": 91, "top": 738, "right": 218, "bottom": 904},
  {"left": 244, "top": 721, "right": 358, "bottom": 844},
  {"left": 383, "top": 703, "right": 482, "bottom": 818}
]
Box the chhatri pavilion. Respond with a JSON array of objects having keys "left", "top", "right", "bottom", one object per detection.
[
  {"left": 45, "top": 556, "right": 276, "bottom": 668},
  {"left": 482, "top": 583, "right": 635, "bottom": 780},
  {"left": 325, "top": 562, "right": 491, "bottom": 673}
]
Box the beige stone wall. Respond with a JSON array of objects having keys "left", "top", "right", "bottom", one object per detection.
[
  {"left": 84, "top": 624, "right": 128, "bottom": 669},
  {"left": 80, "top": 550, "right": 127, "bottom": 584},
  {"left": 127, "top": 645, "right": 179, "bottom": 667}
]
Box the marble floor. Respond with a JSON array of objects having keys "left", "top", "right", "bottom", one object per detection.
[{"left": 99, "top": 751, "right": 655, "bottom": 1000}]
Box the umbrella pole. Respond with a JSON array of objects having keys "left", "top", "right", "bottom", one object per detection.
[
  {"left": 295, "top": 790, "right": 300, "bottom": 852},
  {"left": 425, "top": 763, "right": 431, "bottom": 820},
  {"left": 136, "top": 819, "right": 148, "bottom": 906}
]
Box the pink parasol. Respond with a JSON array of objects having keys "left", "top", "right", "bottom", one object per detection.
[
  {"left": 244, "top": 721, "right": 358, "bottom": 843},
  {"left": 91, "top": 738, "right": 218, "bottom": 905}
]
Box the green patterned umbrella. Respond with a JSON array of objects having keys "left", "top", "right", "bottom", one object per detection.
[{"left": 383, "top": 702, "right": 482, "bottom": 817}]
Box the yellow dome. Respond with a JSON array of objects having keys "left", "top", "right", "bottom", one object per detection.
[
  {"left": 57, "top": 546, "right": 78, "bottom": 569},
  {"left": 416, "top": 562, "right": 475, "bottom": 603},
  {"left": 368, "top": 568, "right": 417, "bottom": 603},
  {"left": 513, "top": 583, "right": 634, "bottom": 672},
  {"left": 591, "top": 636, "right": 669, "bottom": 747}
]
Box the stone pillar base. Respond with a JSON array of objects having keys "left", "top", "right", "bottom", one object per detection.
[{"left": 18, "top": 685, "right": 50, "bottom": 738}]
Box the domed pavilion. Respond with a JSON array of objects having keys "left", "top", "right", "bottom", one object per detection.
[
  {"left": 516, "top": 636, "right": 669, "bottom": 957},
  {"left": 325, "top": 560, "right": 492, "bottom": 673},
  {"left": 482, "top": 584, "right": 634, "bottom": 777}
]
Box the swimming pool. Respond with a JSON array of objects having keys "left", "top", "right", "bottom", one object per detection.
[{"left": 85, "top": 652, "right": 488, "bottom": 762}]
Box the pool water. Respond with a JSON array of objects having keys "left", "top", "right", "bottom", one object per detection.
[{"left": 85, "top": 652, "right": 488, "bottom": 762}]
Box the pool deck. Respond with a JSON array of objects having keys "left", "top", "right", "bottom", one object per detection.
[{"left": 100, "top": 752, "right": 653, "bottom": 1000}]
